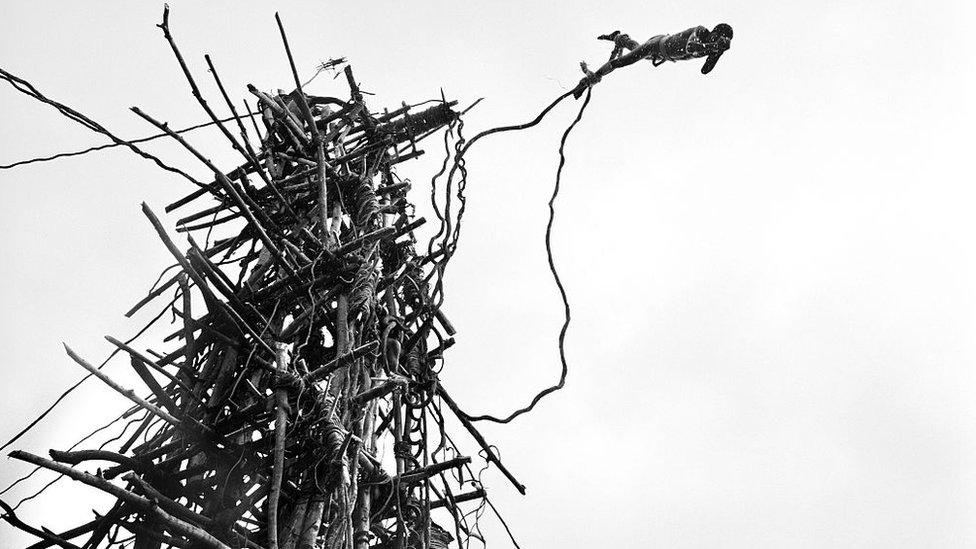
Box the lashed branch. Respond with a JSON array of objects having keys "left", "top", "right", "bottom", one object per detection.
[
  {"left": 62, "top": 344, "right": 182, "bottom": 429},
  {"left": 9, "top": 452, "right": 231, "bottom": 549}
]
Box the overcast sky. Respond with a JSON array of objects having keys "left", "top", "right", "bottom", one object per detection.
[{"left": 2, "top": 1, "right": 976, "bottom": 547}]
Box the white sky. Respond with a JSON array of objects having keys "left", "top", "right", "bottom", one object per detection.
[{"left": 2, "top": 1, "right": 976, "bottom": 547}]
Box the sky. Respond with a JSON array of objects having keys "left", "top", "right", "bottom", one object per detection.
[{"left": 2, "top": 1, "right": 976, "bottom": 547}]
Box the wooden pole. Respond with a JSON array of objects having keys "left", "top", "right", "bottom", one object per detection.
[{"left": 267, "top": 343, "right": 289, "bottom": 549}]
